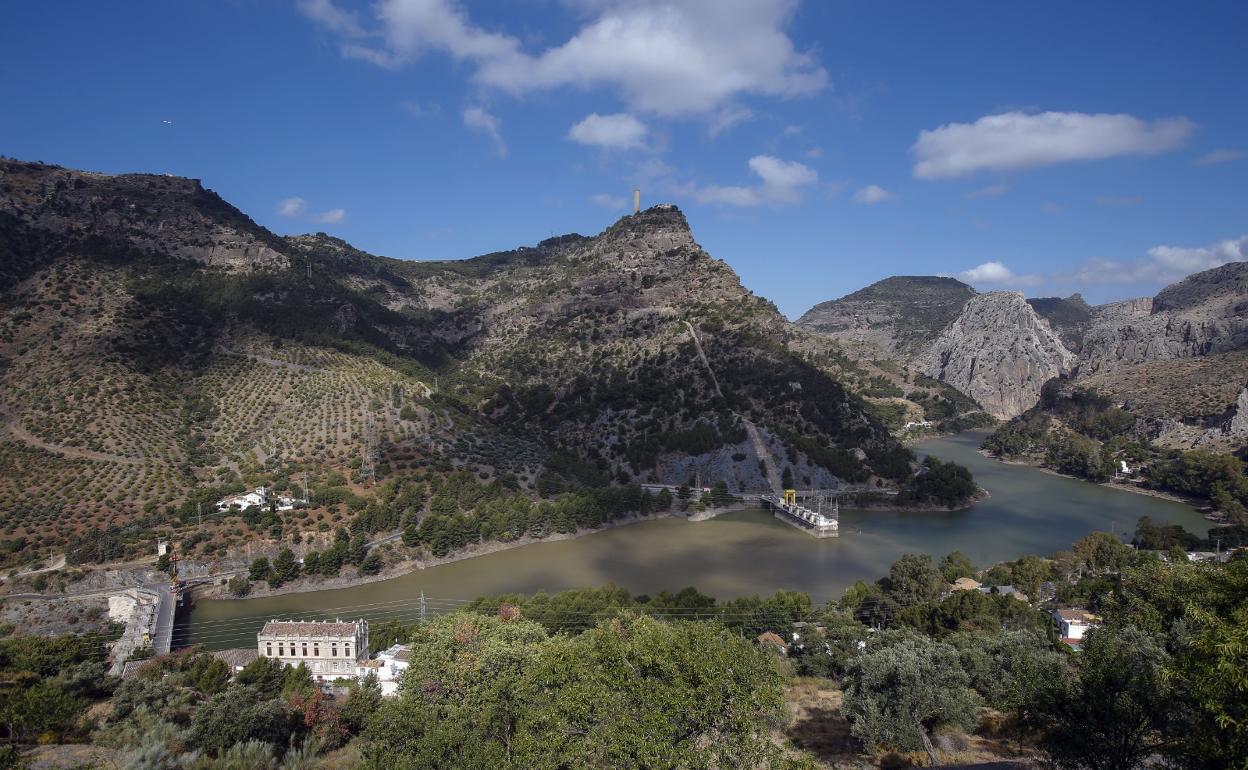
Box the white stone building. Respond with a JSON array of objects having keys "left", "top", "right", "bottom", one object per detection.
[
  {"left": 257, "top": 619, "right": 368, "bottom": 682},
  {"left": 1053, "top": 608, "right": 1097, "bottom": 648}
]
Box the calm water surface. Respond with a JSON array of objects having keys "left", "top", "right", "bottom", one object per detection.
[{"left": 183, "top": 431, "right": 1210, "bottom": 648}]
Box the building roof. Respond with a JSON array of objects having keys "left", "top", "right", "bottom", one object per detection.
[
  {"left": 212, "top": 648, "right": 258, "bottom": 669},
  {"left": 1054, "top": 608, "right": 1095, "bottom": 622},
  {"left": 952, "top": 577, "right": 981, "bottom": 591},
  {"left": 756, "top": 631, "right": 787, "bottom": 648},
  {"left": 259, "top": 619, "right": 364, "bottom": 637},
  {"left": 119, "top": 659, "right": 153, "bottom": 680}
]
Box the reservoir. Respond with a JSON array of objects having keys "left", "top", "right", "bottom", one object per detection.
[{"left": 182, "top": 431, "right": 1210, "bottom": 649}]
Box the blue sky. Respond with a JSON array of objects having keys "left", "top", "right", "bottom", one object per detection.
[{"left": 2, "top": 1, "right": 1245, "bottom": 317}]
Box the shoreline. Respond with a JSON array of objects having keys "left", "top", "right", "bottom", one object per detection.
[
  {"left": 193, "top": 508, "right": 692, "bottom": 603},
  {"left": 192, "top": 494, "right": 984, "bottom": 605},
  {"left": 976, "top": 448, "right": 1213, "bottom": 511}
]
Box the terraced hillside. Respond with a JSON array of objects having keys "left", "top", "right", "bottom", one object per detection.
[{"left": 0, "top": 159, "right": 928, "bottom": 554}]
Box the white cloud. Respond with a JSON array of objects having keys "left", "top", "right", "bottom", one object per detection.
[
  {"left": 956, "top": 260, "right": 1041, "bottom": 287},
  {"left": 277, "top": 197, "right": 308, "bottom": 218},
  {"left": 694, "top": 154, "right": 818, "bottom": 206},
  {"left": 852, "top": 184, "right": 892, "bottom": 204},
  {"left": 277, "top": 197, "right": 346, "bottom": 225},
  {"left": 1059, "top": 235, "right": 1248, "bottom": 287},
  {"left": 567, "top": 112, "right": 647, "bottom": 150},
  {"left": 590, "top": 193, "right": 628, "bottom": 209},
  {"left": 1041, "top": 202, "right": 1065, "bottom": 215},
  {"left": 301, "top": 0, "right": 828, "bottom": 118},
  {"left": 708, "top": 105, "right": 754, "bottom": 137},
  {"left": 463, "top": 105, "right": 506, "bottom": 156},
  {"left": 912, "top": 111, "right": 1194, "bottom": 179},
  {"left": 400, "top": 99, "right": 442, "bottom": 118},
  {"left": 1193, "top": 148, "right": 1247, "bottom": 166},
  {"left": 297, "top": 0, "right": 363, "bottom": 36},
  {"left": 965, "top": 184, "right": 1006, "bottom": 199}
]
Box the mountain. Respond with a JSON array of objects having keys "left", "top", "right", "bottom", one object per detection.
[
  {"left": 923, "top": 292, "right": 1077, "bottom": 419},
  {"left": 1026, "top": 293, "right": 1093, "bottom": 351},
  {"left": 795, "top": 276, "right": 976, "bottom": 361},
  {"left": 0, "top": 159, "right": 923, "bottom": 549},
  {"left": 800, "top": 261, "right": 1248, "bottom": 430},
  {"left": 1080, "top": 262, "right": 1248, "bottom": 373}
]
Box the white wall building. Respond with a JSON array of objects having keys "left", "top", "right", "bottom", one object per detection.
[
  {"left": 217, "top": 486, "right": 296, "bottom": 513},
  {"left": 1053, "top": 608, "right": 1097, "bottom": 647},
  {"left": 257, "top": 619, "right": 368, "bottom": 682},
  {"left": 358, "top": 643, "right": 412, "bottom": 696}
]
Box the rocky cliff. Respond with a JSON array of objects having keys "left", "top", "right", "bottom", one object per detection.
[
  {"left": 795, "top": 276, "right": 975, "bottom": 361},
  {"left": 923, "top": 292, "right": 1076, "bottom": 419},
  {"left": 1079, "top": 263, "right": 1248, "bottom": 373},
  {"left": 800, "top": 260, "right": 1248, "bottom": 430}
]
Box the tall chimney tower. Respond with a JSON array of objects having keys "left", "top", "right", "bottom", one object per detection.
[{"left": 633, "top": 189, "right": 640, "bottom": 214}]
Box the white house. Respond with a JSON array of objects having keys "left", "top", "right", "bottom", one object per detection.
[
  {"left": 1053, "top": 608, "right": 1097, "bottom": 648},
  {"left": 358, "top": 643, "right": 412, "bottom": 696},
  {"left": 217, "top": 486, "right": 297, "bottom": 513}
]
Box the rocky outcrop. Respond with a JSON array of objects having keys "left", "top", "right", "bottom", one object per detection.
[
  {"left": 924, "top": 292, "right": 1076, "bottom": 419},
  {"left": 1080, "top": 264, "right": 1248, "bottom": 373},
  {"left": 796, "top": 276, "right": 975, "bottom": 361},
  {"left": 1027, "top": 293, "right": 1093, "bottom": 351},
  {"left": 0, "top": 159, "right": 289, "bottom": 274}
]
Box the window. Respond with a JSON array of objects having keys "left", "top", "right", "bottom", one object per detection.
[
  {"left": 314, "top": 645, "right": 320, "bottom": 656},
  {"left": 266, "top": 643, "right": 272, "bottom": 657},
  {"left": 278, "top": 645, "right": 284, "bottom": 657},
  {"left": 331, "top": 645, "right": 337, "bottom": 657},
  {"left": 345, "top": 645, "right": 351, "bottom": 658},
  {"left": 302, "top": 643, "right": 308, "bottom": 657}
]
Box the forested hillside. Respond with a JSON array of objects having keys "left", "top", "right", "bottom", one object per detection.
[{"left": 0, "top": 159, "right": 958, "bottom": 567}]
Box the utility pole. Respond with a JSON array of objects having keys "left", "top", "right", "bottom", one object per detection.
[
  {"left": 197, "top": 502, "right": 202, "bottom": 528},
  {"left": 301, "top": 471, "right": 309, "bottom": 505}
]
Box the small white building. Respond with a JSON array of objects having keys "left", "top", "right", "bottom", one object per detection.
[
  {"left": 358, "top": 643, "right": 412, "bottom": 696},
  {"left": 257, "top": 618, "right": 368, "bottom": 682},
  {"left": 1053, "top": 608, "right": 1098, "bottom": 648},
  {"left": 217, "top": 486, "right": 297, "bottom": 513}
]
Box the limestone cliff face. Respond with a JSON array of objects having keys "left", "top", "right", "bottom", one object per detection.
[
  {"left": 1079, "top": 263, "right": 1248, "bottom": 373},
  {"left": 923, "top": 292, "right": 1076, "bottom": 419}
]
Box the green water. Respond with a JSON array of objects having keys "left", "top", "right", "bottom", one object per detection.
[{"left": 182, "top": 431, "right": 1210, "bottom": 649}]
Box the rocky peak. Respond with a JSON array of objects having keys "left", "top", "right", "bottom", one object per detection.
[
  {"left": 924, "top": 291, "right": 1076, "bottom": 419},
  {"left": 598, "top": 204, "right": 692, "bottom": 249},
  {"left": 0, "top": 158, "right": 288, "bottom": 272},
  {"left": 796, "top": 275, "right": 976, "bottom": 361},
  {"left": 1152, "top": 261, "right": 1248, "bottom": 313},
  {"left": 1080, "top": 262, "right": 1248, "bottom": 374}
]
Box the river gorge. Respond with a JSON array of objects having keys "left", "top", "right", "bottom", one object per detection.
[{"left": 182, "top": 431, "right": 1211, "bottom": 649}]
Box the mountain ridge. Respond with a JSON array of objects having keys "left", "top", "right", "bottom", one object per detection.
[{"left": 0, "top": 158, "right": 938, "bottom": 550}]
